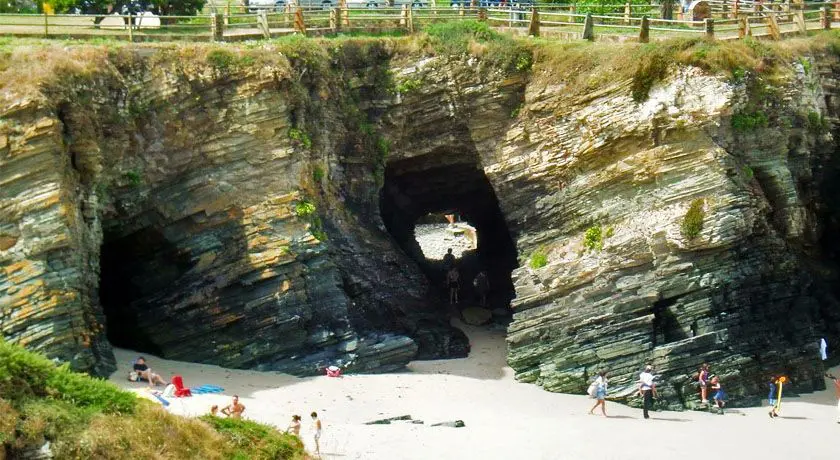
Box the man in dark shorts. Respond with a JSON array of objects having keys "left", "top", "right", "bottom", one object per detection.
[
  {"left": 447, "top": 265, "right": 460, "bottom": 305},
  {"left": 132, "top": 356, "right": 167, "bottom": 387}
]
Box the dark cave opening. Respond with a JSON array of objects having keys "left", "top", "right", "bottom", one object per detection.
[
  {"left": 99, "top": 226, "right": 194, "bottom": 356},
  {"left": 379, "top": 152, "right": 519, "bottom": 320}
]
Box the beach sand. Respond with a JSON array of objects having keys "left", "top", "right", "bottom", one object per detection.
[{"left": 110, "top": 321, "right": 840, "bottom": 460}]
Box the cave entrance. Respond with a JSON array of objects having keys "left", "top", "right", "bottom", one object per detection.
[{"left": 380, "top": 154, "right": 518, "bottom": 322}]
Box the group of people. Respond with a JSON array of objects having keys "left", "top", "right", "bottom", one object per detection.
[
  {"left": 587, "top": 362, "right": 840, "bottom": 422},
  {"left": 285, "top": 412, "right": 323, "bottom": 456},
  {"left": 442, "top": 248, "right": 490, "bottom": 307}
]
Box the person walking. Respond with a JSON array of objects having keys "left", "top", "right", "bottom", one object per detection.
[
  {"left": 711, "top": 376, "right": 726, "bottom": 414},
  {"left": 311, "top": 411, "right": 322, "bottom": 457},
  {"left": 698, "top": 363, "right": 710, "bottom": 405},
  {"left": 767, "top": 376, "right": 777, "bottom": 408},
  {"left": 638, "top": 365, "right": 656, "bottom": 419},
  {"left": 588, "top": 371, "right": 609, "bottom": 417}
]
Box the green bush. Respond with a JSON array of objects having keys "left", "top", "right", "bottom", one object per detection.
[
  {"left": 312, "top": 165, "right": 325, "bottom": 183},
  {"left": 807, "top": 110, "right": 829, "bottom": 134},
  {"left": 681, "top": 198, "right": 705, "bottom": 240},
  {"left": 742, "top": 165, "right": 754, "bottom": 180},
  {"left": 123, "top": 170, "right": 142, "bottom": 187},
  {"left": 289, "top": 128, "right": 312, "bottom": 149},
  {"left": 206, "top": 49, "right": 236, "bottom": 71},
  {"left": 583, "top": 226, "right": 603, "bottom": 251},
  {"left": 731, "top": 110, "right": 768, "bottom": 132},
  {"left": 200, "top": 416, "right": 305, "bottom": 460},
  {"left": 394, "top": 78, "right": 423, "bottom": 94},
  {"left": 293, "top": 200, "right": 316, "bottom": 218},
  {"left": 529, "top": 249, "right": 548, "bottom": 269},
  {"left": 46, "top": 367, "right": 136, "bottom": 414}
]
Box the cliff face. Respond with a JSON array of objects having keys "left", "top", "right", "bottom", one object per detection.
[{"left": 2, "top": 36, "right": 840, "bottom": 406}]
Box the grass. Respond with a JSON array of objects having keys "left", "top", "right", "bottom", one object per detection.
[
  {"left": 529, "top": 248, "right": 548, "bottom": 269},
  {"left": 582, "top": 226, "right": 603, "bottom": 251},
  {"left": 0, "top": 340, "right": 307, "bottom": 459},
  {"left": 681, "top": 198, "right": 705, "bottom": 240}
]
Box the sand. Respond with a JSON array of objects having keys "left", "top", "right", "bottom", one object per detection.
[{"left": 110, "top": 322, "right": 840, "bottom": 460}]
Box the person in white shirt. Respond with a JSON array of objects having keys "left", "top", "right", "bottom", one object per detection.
[{"left": 638, "top": 365, "right": 657, "bottom": 419}]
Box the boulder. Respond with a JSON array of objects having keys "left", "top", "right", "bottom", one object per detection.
[
  {"left": 431, "top": 420, "right": 465, "bottom": 428},
  {"left": 462, "top": 307, "right": 492, "bottom": 326}
]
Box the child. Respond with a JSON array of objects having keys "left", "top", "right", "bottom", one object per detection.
[
  {"left": 769, "top": 376, "right": 787, "bottom": 418},
  {"left": 711, "top": 376, "right": 726, "bottom": 413},
  {"left": 767, "top": 376, "right": 777, "bottom": 408},
  {"left": 311, "top": 411, "right": 322, "bottom": 457},
  {"left": 698, "top": 363, "right": 710, "bottom": 404}
]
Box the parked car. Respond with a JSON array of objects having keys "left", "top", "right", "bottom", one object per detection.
[{"left": 247, "top": 0, "right": 287, "bottom": 12}]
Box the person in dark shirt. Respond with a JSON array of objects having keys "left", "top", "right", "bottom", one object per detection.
[{"left": 132, "top": 356, "right": 166, "bottom": 387}]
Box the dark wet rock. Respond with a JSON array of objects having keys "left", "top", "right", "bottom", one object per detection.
[
  {"left": 431, "top": 420, "right": 465, "bottom": 428},
  {"left": 365, "top": 415, "right": 413, "bottom": 425}
]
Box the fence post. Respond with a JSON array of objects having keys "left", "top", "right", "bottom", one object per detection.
[
  {"left": 794, "top": 2, "right": 806, "bottom": 34},
  {"left": 733, "top": 0, "right": 739, "bottom": 17},
  {"left": 400, "top": 4, "right": 407, "bottom": 26},
  {"left": 582, "top": 12, "right": 594, "bottom": 40},
  {"left": 330, "top": 8, "right": 337, "bottom": 31},
  {"left": 478, "top": 7, "right": 487, "bottom": 21},
  {"left": 43, "top": 13, "right": 48, "bottom": 37},
  {"left": 408, "top": 5, "right": 414, "bottom": 32},
  {"left": 738, "top": 14, "right": 749, "bottom": 37},
  {"left": 639, "top": 15, "right": 649, "bottom": 42},
  {"left": 822, "top": 6, "right": 831, "bottom": 28},
  {"left": 340, "top": 0, "right": 349, "bottom": 27},
  {"left": 704, "top": 17, "right": 714, "bottom": 39},
  {"left": 211, "top": 13, "right": 225, "bottom": 41},
  {"left": 294, "top": 6, "right": 307, "bottom": 34},
  {"left": 528, "top": 7, "right": 539, "bottom": 36},
  {"left": 624, "top": 2, "right": 631, "bottom": 24},
  {"left": 766, "top": 13, "right": 781, "bottom": 39},
  {"left": 224, "top": 3, "right": 230, "bottom": 25},
  {"left": 835, "top": 0, "right": 840, "bottom": 21},
  {"left": 459, "top": 3, "right": 465, "bottom": 16},
  {"left": 127, "top": 13, "right": 134, "bottom": 42},
  {"left": 257, "top": 10, "right": 270, "bottom": 38}
]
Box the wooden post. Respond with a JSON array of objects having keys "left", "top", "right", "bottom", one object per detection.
[
  {"left": 639, "top": 15, "right": 650, "bottom": 42},
  {"left": 212, "top": 13, "right": 225, "bottom": 41},
  {"left": 257, "top": 10, "right": 270, "bottom": 38},
  {"left": 528, "top": 7, "right": 539, "bottom": 36},
  {"left": 721, "top": 2, "right": 729, "bottom": 19},
  {"left": 340, "top": 0, "right": 349, "bottom": 27},
  {"left": 835, "top": 0, "right": 840, "bottom": 21},
  {"left": 704, "top": 17, "right": 714, "bottom": 39},
  {"left": 400, "top": 4, "right": 407, "bottom": 26},
  {"left": 624, "top": 2, "right": 631, "bottom": 24},
  {"left": 766, "top": 13, "right": 781, "bottom": 39},
  {"left": 459, "top": 3, "right": 464, "bottom": 16},
  {"left": 127, "top": 13, "right": 133, "bottom": 42},
  {"left": 330, "top": 8, "right": 338, "bottom": 31},
  {"left": 408, "top": 5, "right": 414, "bottom": 32},
  {"left": 733, "top": 0, "right": 739, "bottom": 17},
  {"left": 224, "top": 3, "right": 230, "bottom": 25},
  {"left": 738, "top": 14, "right": 748, "bottom": 37},
  {"left": 294, "top": 7, "right": 306, "bottom": 34},
  {"left": 43, "top": 13, "right": 48, "bottom": 37},
  {"left": 478, "top": 7, "right": 487, "bottom": 21},
  {"left": 569, "top": 4, "right": 576, "bottom": 23},
  {"left": 794, "top": 4, "right": 806, "bottom": 34},
  {"left": 582, "top": 12, "right": 594, "bottom": 40},
  {"left": 822, "top": 6, "right": 831, "bottom": 28}
]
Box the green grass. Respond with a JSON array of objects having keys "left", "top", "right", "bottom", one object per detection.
[
  {"left": 681, "top": 198, "right": 705, "bottom": 240},
  {"left": 583, "top": 226, "right": 603, "bottom": 251},
  {"left": 0, "top": 340, "right": 307, "bottom": 459},
  {"left": 289, "top": 127, "right": 313, "bottom": 149},
  {"left": 731, "top": 110, "right": 769, "bottom": 132},
  {"left": 529, "top": 249, "right": 548, "bottom": 269}
]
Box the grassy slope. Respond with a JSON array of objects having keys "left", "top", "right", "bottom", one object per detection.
[{"left": 0, "top": 341, "right": 306, "bottom": 459}]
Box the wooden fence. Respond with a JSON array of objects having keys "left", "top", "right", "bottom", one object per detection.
[{"left": 0, "top": 1, "right": 836, "bottom": 42}]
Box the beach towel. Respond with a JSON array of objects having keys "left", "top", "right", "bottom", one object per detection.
[
  {"left": 171, "top": 375, "right": 192, "bottom": 397},
  {"left": 190, "top": 384, "right": 225, "bottom": 395},
  {"left": 820, "top": 338, "right": 828, "bottom": 361},
  {"left": 152, "top": 393, "right": 170, "bottom": 407}
]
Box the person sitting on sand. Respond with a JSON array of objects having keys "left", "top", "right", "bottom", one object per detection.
[
  {"left": 221, "top": 395, "right": 245, "bottom": 419},
  {"left": 311, "top": 412, "right": 322, "bottom": 457},
  {"left": 286, "top": 415, "right": 302, "bottom": 436},
  {"left": 210, "top": 405, "right": 219, "bottom": 416},
  {"left": 132, "top": 357, "right": 167, "bottom": 388}
]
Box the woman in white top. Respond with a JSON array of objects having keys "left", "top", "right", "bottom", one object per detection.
[{"left": 588, "top": 371, "right": 609, "bottom": 417}]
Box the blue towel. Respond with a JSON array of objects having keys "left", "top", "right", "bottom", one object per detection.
[
  {"left": 152, "top": 394, "right": 170, "bottom": 407},
  {"left": 190, "top": 385, "right": 224, "bottom": 394}
]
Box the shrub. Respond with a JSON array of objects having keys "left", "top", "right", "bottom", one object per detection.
[
  {"left": 206, "top": 49, "right": 236, "bottom": 71},
  {"left": 529, "top": 249, "right": 548, "bottom": 269},
  {"left": 731, "top": 110, "right": 768, "bottom": 132},
  {"left": 312, "top": 165, "right": 325, "bottom": 183},
  {"left": 604, "top": 226, "right": 615, "bottom": 239},
  {"left": 742, "top": 165, "right": 754, "bottom": 180},
  {"left": 583, "top": 226, "right": 603, "bottom": 251},
  {"left": 200, "top": 415, "right": 306, "bottom": 460},
  {"left": 123, "top": 170, "right": 141, "bottom": 187},
  {"left": 293, "top": 200, "right": 316, "bottom": 218},
  {"left": 289, "top": 128, "right": 312, "bottom": 149},
  {"left": 394, "top": 77, "right": 423, "bottom": 94},
  {"left": 807, "top": 110, "right": 829, "bottom": 134},
  {"left": 681, "top": 198, "right": 705, "bottom": 240}
]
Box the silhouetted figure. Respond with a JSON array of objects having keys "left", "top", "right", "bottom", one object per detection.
[
  {"left": 442, "top": 248, "right": 455, "bottom": 271},
  {"left": 473, "top": 271, "right": 489, "bottom": 307},
  {"left": 447, "top": 266, "right": 461, "bottom": 305}
]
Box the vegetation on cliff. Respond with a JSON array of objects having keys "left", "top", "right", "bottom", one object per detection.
[{"left": 0, "top": 340, "right": 306, "bottom": 459}]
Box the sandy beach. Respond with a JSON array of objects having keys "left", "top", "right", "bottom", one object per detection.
[{"left": 110, "top": 321, "right": 840, "bottom": 460}]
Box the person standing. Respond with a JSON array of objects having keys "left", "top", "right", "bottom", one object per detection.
[
  {"left": 447, "top": 265, "right": 461, "bottom": 305},
  {"left": 311, "top": 411, "right": 322, "bottom": 457},
  {"left": 767, "top": 376, "right": 777, "bottom": 408},
  {"left": 698, "top": 363, "right": 710, "bottom": 405},
  {"left": 473, "top": 271, "right": 489, "bottom": 308},
  {"left": 711, "top": 376, "right": 726, "bottom": 414},
  {"left": 588, "top": 371, "right": 609, "bottom": 417},
  {"left": 221, "top": 395, "right": 246, "bottom": 419},
  {"left": 286, "top": 415, "right": 302, "bottom": 436},
  {"left": 638, "top": 365, "right": 656, "bottom": 419}
]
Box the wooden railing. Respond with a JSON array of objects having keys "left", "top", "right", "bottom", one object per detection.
[{"left": 0, "top": 2, "right": 836, "bottom": 42}]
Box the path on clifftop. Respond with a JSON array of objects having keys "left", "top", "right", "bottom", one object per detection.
[{"left": 111, "top": 322, "right": 840, "bottom": 460}]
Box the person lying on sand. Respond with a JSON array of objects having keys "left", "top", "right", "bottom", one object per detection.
[
  {"left": 132, "top": 357, "right": 167, "bottom": 388},
  {"left": 221, "top": 395, "right": 245, "bottom": 419}
]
